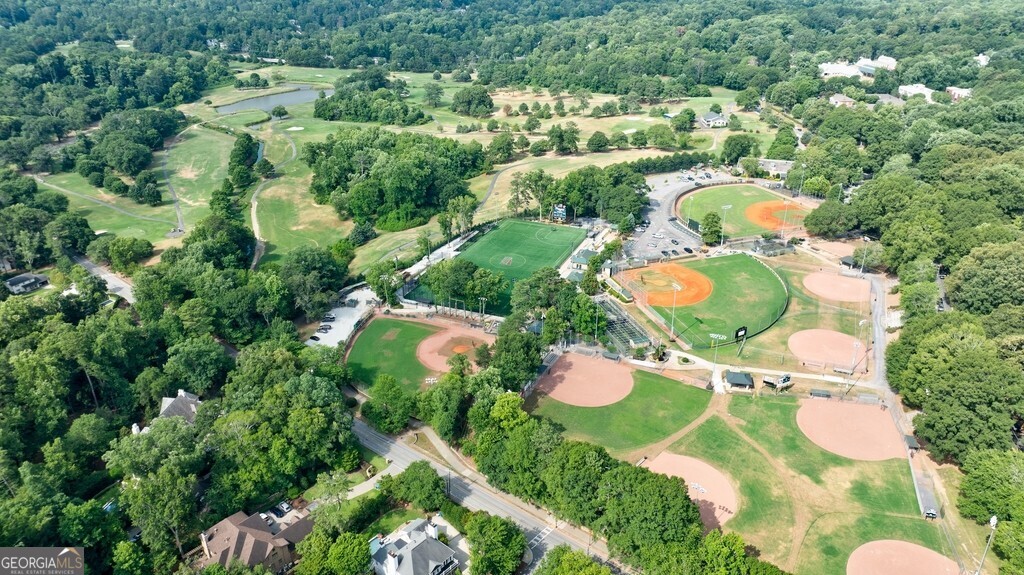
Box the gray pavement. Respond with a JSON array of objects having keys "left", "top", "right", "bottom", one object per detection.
[
  {"left": 73, "top": 255, "right": 136, "bottom": 303},
  {"left": 304, "top": 287, "right": 374, "bottom": 348}
]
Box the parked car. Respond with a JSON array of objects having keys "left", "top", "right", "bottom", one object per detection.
[
  {"left": 323, "top": 314, "right": 336, "bottom": 321},
  {"left": 320, "top": 324, "right": 333, "bottom": 330},
  {"left": 671, "top": 249, "right": 680, "bottom": 256},
  {"left": 647, "top": 242, "right": 657, "bottom": 248},
  {"left": 309, "top": 335, "right": 320, "bottom": 342},
  {"left": 668, "top": 216, "right": 677, "bottom": 221},
  {"left": 670, "top": 239, "right": 679, "bottom": 245},
  {"left": 661, "top": 250, "right": 670, "bottom": 257},
  {"left": 268, "top": 507, "right": 284, "bottom": 518},
  {"left": 683, "top": 247, "right": 694, "bottom": 254},
  {"left": 653, "top": 233, "right": 665, "bottom": 239},
  {"left": 277, "top": 501, "right": 293, "bottom": 514},
  {"left": 259, "top": 513, "right": 273, "bottom": 525}
]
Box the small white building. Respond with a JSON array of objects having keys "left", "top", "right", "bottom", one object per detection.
[
  {"left": 946, "top": 86, "right": 973, "bottom": 102},
  {"left": 698, "top": 112, "right": 728, "bottom": 128},
  {"left": 818, "top": 61, "right": 862, "bottom": 80},
  {"left": 974, "top": 53, "right": 990, "bottom": 67},
  {"left": 898, "top": 84, "right": 935, "bottom": 103},
  {"left": 829, "top": 94, "right": 856, "bottom": 108}
]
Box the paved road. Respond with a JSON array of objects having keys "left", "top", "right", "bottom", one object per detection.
[
  {"left": 73, "top": 255, "right": 136, "bottom": 303},
  {"left": 352, "top": 420, "right": 613, "bottom": 568}
]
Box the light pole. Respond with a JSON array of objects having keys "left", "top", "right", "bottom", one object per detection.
[
  {"left": 853, "top": 319, "right": 869, "bottom": 371},
  {"left": 798, "top": 163, "right": 807, "bottom": 197},
  {"left": 780, "top": 199, "right": 791, "bottom": 240},
  {"left": 977, "top": 515, "right": 998, "bottom": 575},
  {"left": 479, "top": 297, "right": 487, "bottom": 318},
  {"left": 670, "top": 283, "right": 681, "bottom": 341},
  {"left": 721, "top": 204, "right": 732, "bottom": 247}
]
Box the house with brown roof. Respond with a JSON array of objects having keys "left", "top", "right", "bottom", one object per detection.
[{"left": 198, "top": 510, "right": 313, "bottom": 574}]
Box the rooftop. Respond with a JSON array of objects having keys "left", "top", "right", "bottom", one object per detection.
[{"left": 159, "top": 389, "right": 202, "bottom": 423}]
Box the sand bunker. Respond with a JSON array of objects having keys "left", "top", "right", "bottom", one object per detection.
[{"left": 285, "top": 126, "right": 305, "bottom": 131}]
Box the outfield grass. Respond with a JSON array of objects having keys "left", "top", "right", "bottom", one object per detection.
[
  {"left": 408, "top": 219, "right": 586, "bottom": 315},
  {"left": 679, "top": 184, "right": 806, "bottom": 238},
  {"left": 530, "top": 371, "right": 711, "bottom": 454},
  {"left": 256, "top": 169, "right": 351, "bottom": 264},
  {"left": 347, "top": 318, "right": 441, "bottom": 394},
  {"left": 648, "top": 254, "right": 789, "bottom": 348},
  {"left": 794, "top": 513, "right": 948, "bottom": 575},
  {"left": 670, "top": 416, "right": 796, "bottom": 561}
]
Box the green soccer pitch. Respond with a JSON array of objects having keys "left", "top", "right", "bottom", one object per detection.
[{"left": 410, "top": 219, "right": 586, "bottom": 315}]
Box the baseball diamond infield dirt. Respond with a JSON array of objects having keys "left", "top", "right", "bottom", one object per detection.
[
  {"left": 644, "top": 452, "right": 739, "bottom": 529},
  {"left": 788, "top": 329, "right": 868, "bottom": 373},
  {"left": 796, "top": 400, "right": 906, "bottom": 461},
  {"left": 802, "top": 272, "right": 871, "bottom": 302},
  {"left": 415, "top": 324, "right": 495, "bottom": 373},
  {"left": 744, "top": 200, "right": 806, "bottom": 230},
  {"left": 533, "top": 353, "right": 635, "bottom": 407},
  {"left": 619, "top": 262, "right": 714, "bottom": 307},
  {"left": 846, "top": 540, "right": 958, "bottom": 575}
]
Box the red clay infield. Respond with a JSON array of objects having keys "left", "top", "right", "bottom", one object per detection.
[
  {"left": 803, "top": 272, "right": 870, "bottom": 302},
  {"left": 533, "top": 353, "right": 634, "bottom": 407},
  {"left": 415, "top": 326, "right": 495, "bottom": 373},
  {"left": 744, "top": 200, "right": 806, "bottom": 230},
  {"left": 619, "top": 263, "right": 714, "bottom": 307},
  {"left": 847, "top": 540, "right": 958, "bottom": 575},
  {"left": 788, "top": 329, "right": 867, "bottom": 373},
  {"left": 797, "top": 400, "right": 905, "bottom": 461},
  {"left": 645, "top": 453, "right": 738, "bottom": 528}
]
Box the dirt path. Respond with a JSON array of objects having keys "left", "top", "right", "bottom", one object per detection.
[
  {"left": 34, "top": 177, "right": 178, "bottom": 226},
  {"left": 621, "top": 392, "right": 726, "bottom": 463}
]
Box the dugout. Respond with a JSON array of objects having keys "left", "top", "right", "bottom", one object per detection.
[{"left": 724, "top": 370, "right": 755, "bottom": 390}]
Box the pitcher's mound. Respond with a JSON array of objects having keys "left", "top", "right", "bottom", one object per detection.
[
  {"left": 534, "top": 353, "right": 634, "bottom": 407},
  {"left": 847, "top": 540, "right": 958, "bottom": 575},
  {"left": 644, "top": 453, "right": 738, "bottom": 528},
  {"left": 416, "top": 327, "right": 495, "bottom": 373},
  {"left": 788, "top": 329, "right": 867, "bottom": 373},
  {"left": 803, "top": 272, "right": 870, "bottom": 302},
  {"left": 797, "top": 400, "right": 905, "bottom": 461}
]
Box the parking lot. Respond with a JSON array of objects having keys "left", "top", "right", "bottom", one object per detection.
[
  {"left": 625, "top": 168, "right": 733, "bottom": 261},
  {"left": 304, "top": 286, "right": 375, "bottom": 348}
]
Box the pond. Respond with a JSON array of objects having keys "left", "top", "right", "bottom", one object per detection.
[{"left": 215, "top": 84, "right": 335, "bottom": 114}]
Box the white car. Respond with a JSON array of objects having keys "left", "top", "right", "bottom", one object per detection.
[
  {"left": 277, "top": 501, "right": 293, "bottom": 514},
  {"left": 259, "top": 513, "right": 273, "bottom": 525},
  {"left": 653, "top": 233, "right": 665, "bottom": 239},
  {"left": 647, "top": 242, "right": 657, "bottom": 248}
]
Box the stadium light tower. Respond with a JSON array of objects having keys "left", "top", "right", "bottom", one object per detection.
[
  {"left": 780, "top": 199, "right": 791, "bottom": 240},
  {"left": 670, "top": 283, "right": 681, "bottom": 341},
  {"left": 721, "top": 204, "right": 732, "bottom": 247},
  {"left": 976, "top": 516, "right": 998, "bottom": 575}
]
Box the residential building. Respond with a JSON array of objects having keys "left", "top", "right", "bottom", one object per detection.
[
  {"left": 198, "top": 510, "right": 312, "bottom": 574},
  {"left": 898, "top": 84, "right": 934, "bottom": 103},
  {"left": 874, "top": 94, "right": 905, "bottom": 107},
  {"left": 818, "top": 61, "right": 862, "bottom": 79},
  {"left": 855, "top": 55, "right": 897, "bottom": 76},
  {"left": 371, "top": 519, "right": 459, "bottom": 575},
  {"left": 4, "top": 272, "right": 49, "bottom": 295},
  {"left": 159, "top": 389, "right": 202, "bottom": 424},
  {"left": 698, "top": 112, "right": 728, "bottom": 128},
  {"left": 828, "top": 94, "right": 856, "bottom": 108},
  {"left": 946, "top": 86, "right": 972, "bottom": 102}
]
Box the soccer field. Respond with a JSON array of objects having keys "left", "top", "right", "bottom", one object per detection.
[
  {"left": 411, "top": 219, "right": 586, "bottom": 315},
  {"left": 677, "top": 184, "right": 807, "bottom": 238}
]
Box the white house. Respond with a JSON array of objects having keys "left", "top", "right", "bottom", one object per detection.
[
  {"left": 4, "top": 273, "right": 48, "bottom": 295},
  {"left": 818, "top": 61, "right": 862, "bottom": 79},
  {"left": 371, "top": 519, "right": 459, "bottom": 575},
  {"left": 946, "top": 86, "right": 973, "bottom": 102},
  {"left": 898, "top": 84, "right": 935, "bottom": 103},
  {"left": 698, "top": 112, "right": 728, "bottom": 128},
  {"left": 829, "top": 94, "right": 856, "bottom": 108}
]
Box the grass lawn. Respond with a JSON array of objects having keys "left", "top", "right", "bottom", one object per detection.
[
  {"left": 157, "top": 125, "right": 236, "bottom": 228},
  {"left": 694, "top": 254, "right": 868, "bottom": 371},
  {"left": 346, "top": 318, "right": 441, "bottom": 393},
  {"left": 794, "top": 513, "right": 948, "bottom": 575},
  {"left": 217, "top": 110, "right": 271, "bottom": 129},
  {"left": 256, "top": 172, "right": 351, "bottom": 264},
  {"left": 407, "top": 219, "right": 585, "bottom": 315},
  {"left": 670, "top": 415, "right": 796, "bottom": 561},
  {"left": 362, "top": 508, "right": 422, "bottom": 538},
  {"left": 679, "top": 184, "right": 807, "bottom": 238},
  {"left": 646, "top": 254, "right": 789, "bottom": 348},
  {"left": 530, "top": 371, "right": 712, "bottom": 454},
  {"left": 302, "top": 444, "right": 388, "bottom": 501}
]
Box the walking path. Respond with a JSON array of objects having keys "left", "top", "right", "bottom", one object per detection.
[
  {"left": 249, "top": 127, "right": 298, "bottom": 269},
  {"left": 160, "top": 126, "right": 191, "bottom": 232}
]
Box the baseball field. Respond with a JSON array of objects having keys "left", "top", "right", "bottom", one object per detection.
[
  {"left": 409, "top": 219, "right": 586, "bottom": 315},
  {"left": 619, "top": 254, "right": 789, "bottom": 348},
  {"left": 676, "top": 184, "right": 808, "bottom": 238}
]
